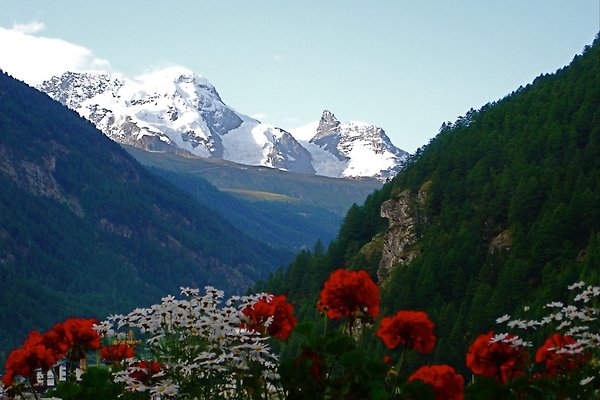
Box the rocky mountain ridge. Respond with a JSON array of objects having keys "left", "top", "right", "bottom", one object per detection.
[
  {"left": 307, "top": 110, "right": 408, "bottom": 180},
  {"left": 38, "top": 70, "right": 406, "bottom": 180}
]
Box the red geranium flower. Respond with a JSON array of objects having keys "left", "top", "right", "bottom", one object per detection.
[
  {"left": 23, "top": 330, "right": 64, "bottom": 370},
  {"left": 61, "top": 318, "right": 101, "bottom": 348},
  {"left": 3, "top": 318, "right": 103, "bottom": 388},
  {"left": 3, "top": 348, "right": 35, "bottom": 387},
  {"left": 535, "top": 333, "right": 586, "bottom": 377},
  {"left": 129, "top": 360, "right": 163, "bottom": 382},
  {"left": 317, "top": 269, "right": 380, "bottom": 321},
  {"left": 2, "top": 328, "right": 69, "bottom": 387},
  {"left": 376, "top": 310, "right": 436, "bottom": 353},
  {"left": 100, "top": 344, "right": 135, "bottom": 365},
  {"left": 42, "top": 324, "right": 69, "bottom": 357},
  {"left": 60, "top": 318, "right": 102, "bottom": 360},
  {"left": 466, "top": 331, "right": 528, "bottom": 383},
  {"left": 409, "top": 364, "right": 465, "bottom": 400},
  {"left": 242, "top": 294, "right": 297, "bottom": 340}
]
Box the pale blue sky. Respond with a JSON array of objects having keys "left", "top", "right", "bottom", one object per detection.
[{"left": 0, "top": 1, "right": 598, "bottom": 152}]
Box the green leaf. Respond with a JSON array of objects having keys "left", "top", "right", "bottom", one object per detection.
[
  {"left": 45, "top": 381, "right": 81, "bottom": 400},
  {"left": 294, "top": 321, "right": 316, "bottom": 337},
  {"left": 340, "top": 350, "right": 366, "bottom": 371},
  {"left": 324, "top": 333, "right": 355, "bottom": 355},
  {"left": 464, "top": 377, "right": 512, "bottom": 400},
  {"left": 402, "top": 379, "right": 436, "bottom": 400}
]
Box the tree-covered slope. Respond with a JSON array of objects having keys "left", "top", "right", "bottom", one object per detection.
[
  {"left": 142, "top": 165, "right": 342, "bottom": 251},
  {"left": 125, "top": 147, "right": 377, "bottom": 251},
  {"left": 256, "top": 36, "right": 600, "bottom": 371},
  {"left": 0, "top": 72, "right": 291, "bottom": 360}
]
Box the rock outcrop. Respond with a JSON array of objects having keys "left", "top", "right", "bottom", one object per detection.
[
  {"left": 488, "top": 229, "right": 512, "bottom": 254},
  {"left": 377, "top": 182, "right": 429, "bottom": 284}
]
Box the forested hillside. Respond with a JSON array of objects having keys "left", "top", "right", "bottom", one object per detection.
[
  {"left": 256, "top": 36, "right": 600, "bottom": 371},
  {"left": 126, "top": 147, "right": 381, "bottom": 251},
  {"left": 0, "top": 72, "right": 291, "bottom": 360}
]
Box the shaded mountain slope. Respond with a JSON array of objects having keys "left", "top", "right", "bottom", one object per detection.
[
  {"left": 140, "top": 165, "right": 342, "bottom": 251},
  {"left": 125, "top": 147, "right": 383, "bottom": 250},
  {"left": 125, "top": 147, "right": 382, "bottom": 216},
  {"left": 0, "top": 71, "right": 291, "bottom": 359}
]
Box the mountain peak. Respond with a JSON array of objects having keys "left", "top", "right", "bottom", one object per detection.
[
  {"left": 39, "top": 72, "right": 407, "bottom": 181},
  {"left": 315, "top": 110, "right": 341, "bottom": 140},
  {"left": 321, "top": 109, "right": 338, "bottom": 122},
  {"left": 38, "top": 71, "right": 123, "bottom": 110},
  {"left": 130, "top": 66, "right": 218, "bottom": 100},
  {"left": 134, "top": 66, "right": 205, "bottom": 85},
  {"left": 301, "top": 110, "right": 408, "bottom": 180}
]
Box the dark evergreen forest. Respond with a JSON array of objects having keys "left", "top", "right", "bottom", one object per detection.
[
  {"left": 256, "top": 36, "right": 600, "bottom": 373},
  {"left": 0, "top": 72, "right": 291, "bottom": 360}
]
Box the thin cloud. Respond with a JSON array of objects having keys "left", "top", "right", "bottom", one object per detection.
[
  {"left": 250, "top": 113, "right": 268, "bottom": 121},
  {"left": 289, "top": 121, "right": 319, "bottom": 141},
  {"left": 11, "top": 21, "right": 45, "bottom": 34},
  {"left": 0, "top": 24, "right": 113, "bottom": 86},
  {"left": 282, "top": 116, "right": 303, "bottom": 125}
]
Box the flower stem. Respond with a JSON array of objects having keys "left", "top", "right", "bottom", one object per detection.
[
  {"left": 392, "top": 347, "right": 406, "bottom": 396},
  {"left": 28, "top": 381, "right": 40, "bottom": 400},
  {"left": 398, "top": 347, "right": 406, "bottom": 372},
  {"left": 358, "top": 322, "right": 366, "bottom": 351}
]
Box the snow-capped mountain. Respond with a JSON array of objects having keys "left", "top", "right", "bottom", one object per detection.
[
  {"left": 39, "top": 68, "right": 315, "bottom": 174},
  {"left": 291, "top": 111, "right": 408, "bottom": 180},
  {"left": 38, "top": 69, "right": 406, "bottom": 180}
]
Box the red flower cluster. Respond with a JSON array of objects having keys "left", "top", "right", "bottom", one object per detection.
[
  {"left": 100, "top": 344, "right": 135, "bottom": 365},
  {"left": 376, "top": 310, "right": 436, "bottom": 353},
  {"left": 2, "top": 329, "right": 65, "bottom": 388},
  {"left": 242, "top": 294, "right": 297, "bottom": 340},
  {"left": 2, "top": 318, "right": 101, "bottom": 387},
  {"left": 466, "top": 331, "right": 528, "bottom": 383},
  {"left": 535, "top": 333, "right": 586, "bottom": 377},
  {"left": 129, "top": 360, "right": 163, "bottom": 382},
  {"left": 317, "top": 269, "right": 380, "bottom": 320},
  {"left": 62, "top": 318, "right": 101, "bottom": 349},
  {"left": 409, "top": 364, "right": 465, "bottom": 400},
  {"left": 54, "top": 318, "right": 101, "bottom": 361}
]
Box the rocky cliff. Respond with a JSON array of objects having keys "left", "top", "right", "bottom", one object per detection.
[{"left": 377, "top": 182, "right": 430, "bottom": 284}]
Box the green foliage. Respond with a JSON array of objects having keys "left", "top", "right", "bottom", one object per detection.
[
  {"left": 279, "top": 322, "right": 390, "bottom": 400},
  {"left": 464, "top": 371, "right": 600, "bottom": 400},
  {"left": 401, "top": 379, "right": 436, "bottom": 400},
  {"left": 464, "top": 377, "right": 512, "bottom": 400},
  {"left": 46, "top": 367, "right": 123, "bottom": 400},
  {"left": 142, "top": 166, "right": 344, "bottom": 252},
  {"left": 384, "top": 37, "right": 600, "bottom": 370},
  {"left": 126, "top": 145, "right": 382, "bottom": 217}
]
